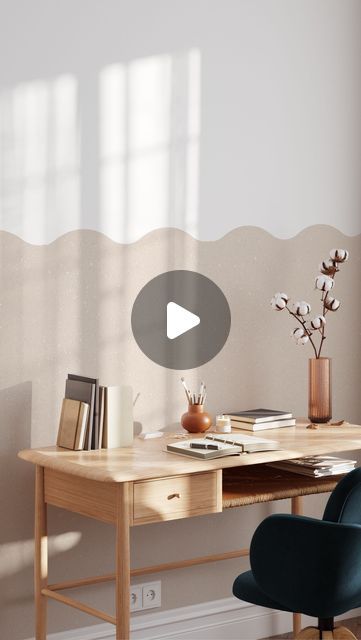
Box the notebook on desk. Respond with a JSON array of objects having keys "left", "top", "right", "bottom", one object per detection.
[{"left": 167, "top": 433, "right": 279, "bottom": 459}]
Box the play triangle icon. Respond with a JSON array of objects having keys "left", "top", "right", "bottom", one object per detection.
[{"left": 167, "top": 302, "right": 200, "bottom": 340}]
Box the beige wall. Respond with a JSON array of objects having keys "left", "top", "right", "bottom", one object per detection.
[{"left": 1, "top": 226, "right": 361, "bottom": 638}]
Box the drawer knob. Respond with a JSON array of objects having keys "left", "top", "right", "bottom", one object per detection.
[{"left": 167, "top": 493, "right": 181, "bottom": 500}]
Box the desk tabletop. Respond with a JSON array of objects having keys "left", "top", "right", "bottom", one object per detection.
[{"left": 18, "top": 421, "right": 361, "bottom": 483}]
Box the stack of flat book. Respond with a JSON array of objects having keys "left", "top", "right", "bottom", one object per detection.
[
  {"left": 226, "top": 408, "right": 295, "bottom": 431},
  {"left": 269, "top": 456, "right": 357, "bottom": 478},
  {"left": 167, "top": 433, "right": 279, "bottom": 459},
  {"left": 57, "top": 374, "right": 133, "bottom": 450}
]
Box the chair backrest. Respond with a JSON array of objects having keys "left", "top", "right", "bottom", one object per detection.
[{"left": 323, "top": 467, "right": 361, "bottom": 524}]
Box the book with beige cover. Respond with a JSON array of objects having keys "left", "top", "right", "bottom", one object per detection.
[
  {"left": 57, "top": 398, "right": 90, "bottom": 450},
  {"left": 65, "top": 377, "right": 95, "bottom": 450}
]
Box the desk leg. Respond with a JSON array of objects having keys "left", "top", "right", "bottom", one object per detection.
[
  {"left": 35, "top": 466, "right": 48, "bottom": 640},
  {"left": 116, "top": 483, "right": 130, "bottom": 640},
  {"left": 291, "top": 496, "right": 303, "bottom": 638}
]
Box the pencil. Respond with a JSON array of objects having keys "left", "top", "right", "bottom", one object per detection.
[{"left": 181, "top": 377, "right": 191, "bottom": 403}]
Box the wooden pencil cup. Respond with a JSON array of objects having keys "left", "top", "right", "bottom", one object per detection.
[{"left": 181, "top": 404, "right": 212, "bottom": 433}]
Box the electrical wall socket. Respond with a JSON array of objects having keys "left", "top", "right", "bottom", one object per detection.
[
  {"left": 130, "top": 580, "right": 161, "bottom": 612},
  {"left": 142, "top": 581, "right": 161, "bottom": 609},
  {"left": 130, "top": 585, "right": 143, "bottom": 612}
]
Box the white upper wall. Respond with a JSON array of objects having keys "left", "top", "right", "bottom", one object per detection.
[{"left": 0, "top": 0, "right": 360, "bottom": 243}]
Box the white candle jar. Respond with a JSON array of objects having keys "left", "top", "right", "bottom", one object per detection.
[{"left": 215, "top": 414, "right": 232, "bottom": 433}]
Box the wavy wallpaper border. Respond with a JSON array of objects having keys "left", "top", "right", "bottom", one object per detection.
[{"left": 0, "top": 223, "right": 360, "bottom": 247}]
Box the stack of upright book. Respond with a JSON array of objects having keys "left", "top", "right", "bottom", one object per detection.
[
  {"left": 226, "top": 408, "right": 295, "bottom": 432},
  {"left": 56, "top": 373, "right": 133, "bottom": 450}
]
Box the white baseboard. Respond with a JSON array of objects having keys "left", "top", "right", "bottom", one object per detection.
[{"left": 25, "top": 598, "right": 361, "bottom": 640}]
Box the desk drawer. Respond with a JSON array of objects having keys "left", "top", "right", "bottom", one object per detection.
[{"left": 133, "top": 471, "right": 222, "bottom": 525}]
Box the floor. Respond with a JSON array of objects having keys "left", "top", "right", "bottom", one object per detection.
[{"left": 264, "top": 616, "right": 361, "bottom": 639}]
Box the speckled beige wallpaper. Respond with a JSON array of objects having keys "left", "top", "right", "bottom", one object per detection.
[{"left": 1, "top": 225, "right": 361, "bottom": 639}]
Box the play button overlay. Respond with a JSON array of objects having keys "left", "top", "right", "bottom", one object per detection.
[
  {"left": 131, "top": 270, "right": 231, "bottom": 369},
  {"left": 167, "top": 302, "right": 200, "bottom": 340}
]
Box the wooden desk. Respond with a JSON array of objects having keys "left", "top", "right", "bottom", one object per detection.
[{"left": 18, "top": 423, "right": 361, "bottom": 640}]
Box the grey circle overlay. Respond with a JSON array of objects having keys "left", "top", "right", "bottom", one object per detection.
[{"left": 131, "top": 270, "right": 231, "bottom": 370}]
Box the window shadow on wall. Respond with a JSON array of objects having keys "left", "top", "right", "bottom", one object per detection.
[{"left": 0, "top": 47, "right": 203, "bottom": 636}]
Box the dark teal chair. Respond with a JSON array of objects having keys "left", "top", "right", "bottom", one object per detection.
[{"left": 233, "top": 468, "right": 361, "bottom": 639}]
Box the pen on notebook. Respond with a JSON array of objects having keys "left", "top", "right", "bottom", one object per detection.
[{"left": 190, "top": 442, "right": 219, "bottom": 450}]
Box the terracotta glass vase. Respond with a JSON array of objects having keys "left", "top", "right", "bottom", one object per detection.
[
  {"left": 308, "top": 357, "right": 332, "bottom": 423},
  {"left": 181, "top": 404, "right": 212, "bottom": 433}
]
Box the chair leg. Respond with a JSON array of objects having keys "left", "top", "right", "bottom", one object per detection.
[
  {"left": 296, "top": 627, "right": 320, "bottom": 639},
  {"left": 296, "top": 625, "right": 358, "bottom": 640},
  {"left": 332, "top": 627, "right": 357, "bottom": 640}
]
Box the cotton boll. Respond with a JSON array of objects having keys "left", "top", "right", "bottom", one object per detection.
[
  {"left": 330, "top": 248, "right": 349, "bottom": 263},
  {"left": 292, "top": 301, "right": 311, "bottom": 316},
  {"left": 300, "top": 304, "right": 310, "bottom": 315},
  {"left": 310, "top": 315, "right": 326, "bottom": 330},
  {"left": 315, "top": 275, "right": 334, "bottom": 292},
  {"left": 291, "top": 327, "right": 309, "bottom": 345},
  {"left": 292, "top": 328, "right": 305, "bottom": 340},
  {"left": 319, "top": 260, "right": 337, "bottom": 275},
  {"left": 274, "top": 292, "right": 289, "bottom": 303},
  {"left": 271, "top": 295, "right": 287, "bottom": 310},
  {"left": 324, "top": 297, "right": 341, "bottom": 311},
  {"left": 275, "top": 297, "right": 286, "bottom": 310}
]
